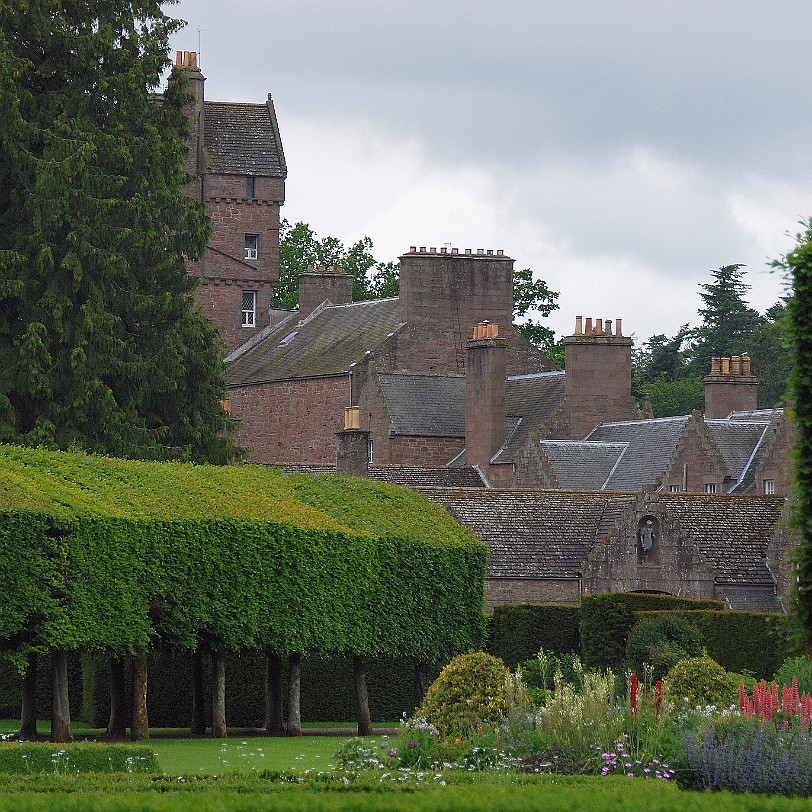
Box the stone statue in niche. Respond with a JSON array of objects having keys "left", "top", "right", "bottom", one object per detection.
[{"left": 639, "top": 519, "right": 656, "bottom": 562}]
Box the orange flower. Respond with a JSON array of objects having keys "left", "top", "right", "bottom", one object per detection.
[
  {"left": 476, "top": 726, "right": 483, "bottom": 733},
  {"left": 454, "top": 738, "right": 461, "bottom": 745}
]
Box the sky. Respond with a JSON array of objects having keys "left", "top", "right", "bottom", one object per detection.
[{"left": 164, "top": 0, "right": 810, "bottom": 346}]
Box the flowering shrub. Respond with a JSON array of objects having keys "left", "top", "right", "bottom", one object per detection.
[
  {"left": 738, "top": 678, "right": 812, "bottom": 729},
  {"left": 682, "top": 717, "right": 812, "bottom": 796},
  {"left": 417, "top": 652, "right": 509, "bottom": 738}
]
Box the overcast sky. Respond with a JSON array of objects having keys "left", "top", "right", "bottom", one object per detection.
[{"left": 165, "top": 0, "right": 809, "bottom": 345}]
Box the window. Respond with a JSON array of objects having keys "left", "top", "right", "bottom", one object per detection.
[
  {"left": 244, "top": 234, "right": 258, "bottom": 260},
  {"left": 246, "top": 176, "right": 255, "bottom": 199},
  {"left": 764, "top": 479, "right": 775, "bottom": 495},
  {"left": 668, "top": 484, "right": 680, "bottom": 493},
  {"left": 241, "top": 291, "right": 256, "bottom": 327},
  {"left": 704, "top": 483, "right": 717, "bottom": 494},
  {"left": 367, "top": 439, "right": 374, "bottom": 465}
]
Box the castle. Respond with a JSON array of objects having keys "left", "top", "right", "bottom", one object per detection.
[{"left": 173, "top": 53, "right": 794, "bottom": 613}]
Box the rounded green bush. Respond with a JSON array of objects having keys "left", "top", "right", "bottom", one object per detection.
[
  {"left": 626, "top": 614, "right": 703, "bottom": 679},
  {"left": 774, "top": 655, "right": 812, "bottom": 695},
  {"left": 664, "top": 654, "right": 738, "bottom": 709},
  {"left": 416, "top": 651, "right": 509, "bottom": 737}
]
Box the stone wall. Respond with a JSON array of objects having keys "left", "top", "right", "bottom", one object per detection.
[{"left": 486, "top": 578, "right": 580, "bottom": 611}]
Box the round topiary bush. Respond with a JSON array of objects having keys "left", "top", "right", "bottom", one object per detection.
[
  {"left": 626, "top": 614, "right": 703, "bottom": 679},
  {"left": 664, "top": 654, "right": 738, "bottom": 709},
  {"left": 416, "top": 651, "right": 509, "bottom": 737}
]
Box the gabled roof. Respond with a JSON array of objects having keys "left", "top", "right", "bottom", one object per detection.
[
  {"left": 705, "top": 419, "right": 769, "bottom": 482},
  {"left": 585, "top": 417, "right": 690, "bottom": 490},
  {"left": 227, "top": 299, "right": 402, "bottom": 385},
  {"left": 538, "top": 440, "right": 628, "bottom": 490},
  {"left": 422, "top": 488, "right": 632, "bottom": 578},
  {"left": 204, "top": 100, "right": 286, "bottom": 177}
]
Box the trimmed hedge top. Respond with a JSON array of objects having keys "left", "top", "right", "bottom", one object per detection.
[{"left": 0, "top": 444, "right": 480, "bottom": 545}]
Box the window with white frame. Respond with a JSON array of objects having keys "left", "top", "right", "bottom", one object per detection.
[
  {"left": 241, "top": 291, "right": 256, "bottom": 327},
  {"left": 764, "top": 479, "right": 775, "bottom": 495},
  {"left": 244, "top": 234, "right": 258, "bottom": 261},
  {"left": 704, "top": 483, "right": 717, "bottom": 494},
  {"left": 669, "top": 484, "right": 680, "bottom": 493}
]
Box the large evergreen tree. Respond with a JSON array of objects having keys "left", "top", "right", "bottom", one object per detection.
[{"left": 0, "top": 1, "right": 236, "bottom": 462}]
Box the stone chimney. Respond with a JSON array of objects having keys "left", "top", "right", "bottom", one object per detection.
[
  {"left": 336, "top": 407, "right": 370, "bottom": 477},
  {"left": 563, "top": 315, "right": 636, "bottom": 439},
  {"left": 298, "top": 265, "right": 354, "bottom": 319},
  {"left": 465, "top": 322, "right": 507, "bottom": 471},
  {"left": 173, "top": 51, "right": 205, "bottom": 178},
  {"left": 703, "top": 355, "right": 758, "bottom": 418},
  {"left": 397, "top": 247, "right": 514, "bottom": 373}
]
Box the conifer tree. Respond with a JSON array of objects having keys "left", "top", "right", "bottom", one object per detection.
[{"left": 0, "top": 0, "right": 236, "bottom": 463}]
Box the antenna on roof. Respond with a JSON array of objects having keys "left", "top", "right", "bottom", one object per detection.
[{"left": 197, "top": 28, "right": 202, "bottom": 65}]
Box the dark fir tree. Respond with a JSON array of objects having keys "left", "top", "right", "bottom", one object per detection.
[{"left": 0, "top": 0, "right": 236, "bottom": 463}]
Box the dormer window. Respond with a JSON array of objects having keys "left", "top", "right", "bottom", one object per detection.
[
  {"left": 244, "top": 234, "right": 258, "bottom": 261},
  {"left": 764, "top": 479, "right": 775, "bottom": 495}
]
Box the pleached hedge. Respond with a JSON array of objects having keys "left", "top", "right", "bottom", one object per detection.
[{"left": 0, "top": 445, "right": 487, "bottom": 702}]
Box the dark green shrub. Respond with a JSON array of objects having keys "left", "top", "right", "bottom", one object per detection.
[
  {"left": 416, "top": 652, "right": 509, "bottom": 737},
  {"left": 580, "top": 594, "right": 722, "bottom": 672},
  {"left": 664, "top": 655, "right": 738, "bottom": 709},
  {"left": 774, "top": 655, "right": 812, "bottom": 695},
  {"left": 486, "top": 604, "right": 581, "bottom": 668},
  {"left": 626, "top": 614, "right": 703, "bottom": 679},
  {"left": 0, "top": 743, "right": 158, "bottom": 774}
]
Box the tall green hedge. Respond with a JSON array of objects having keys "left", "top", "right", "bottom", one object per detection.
[
  {"left": 580, "top": 593, "right": 724, "bottom": 671},
  {"left": 636, "top": 610, "right": 802, "bottom": 679},
  {"left": 0, "top": 445, "right": 487, "bottom": 671},
  {"left": 486, "top": 604, "right": 581, "bottom": 668}
]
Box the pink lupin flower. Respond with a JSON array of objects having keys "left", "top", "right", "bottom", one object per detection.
[{"left": 630, "top": 671, "right": 638, "bottom": 714}]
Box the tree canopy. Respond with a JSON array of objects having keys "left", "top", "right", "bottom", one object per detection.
[{"left": 0, "top": 1, "right": 235, "bottom": 463}]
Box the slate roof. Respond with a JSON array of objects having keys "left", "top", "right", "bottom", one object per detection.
[
  {"left": 226, "top": 299, "right": 402, "bottom": 385},
  {"left": 274, "top": 463, "right": 485, "bottom": 488},
  {"left": 422, "top": 488, "right": 633, "bottom": 578},
  {"left": 706, "top": 420, "right": 769, "bottom": 483},
  {"left": 204, "top": 101, "right": 286, "bottom": 177},
  {"left": 377, "top": 374, "right": 466, "bottom": 436},
  {"left": 585, "top": 417, "right": 690, "bottom": 490},
  {"left": 539, "top": 441, "right": 627, "bottom": 490}
]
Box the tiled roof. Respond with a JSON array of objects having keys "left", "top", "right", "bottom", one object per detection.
[
  {"left": 421, "top": 488, "right": 633, "bottom": 578},
  {"left": 540, "top": 441, "right": 627, "bottom": 490},
  {"left": 721, "top": 585, "right": 782, "bottom": 612},
  {"left": 204, "top": 101, "right": 286, "bottom": 176},
  {"left": 226, "top": 299, "right": 402, "bottom": 384},
  {"left": 377, "top": 374, "right": 466, "bottom": 436},
  {"left": 706, "top": 420, "right": 769, "bottom": 481},
  {"left": 369, "top": 466, "right": 485, "bottom": 488},
  {"left": 585, "top": 417, "right": 690, "bottom": 490}
]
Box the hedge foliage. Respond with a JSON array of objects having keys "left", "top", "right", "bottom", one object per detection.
[
  {"left": 0, "top": 743, "right": 158, "bottom": 774},
  {"left": 636, "top": 610, "right": 801, "bottom": 680},
  {"left": 486, "top": 604, "right": 581, "bottom": 668},
  {"left": 0, "top": 445, "right": 487, "bottom": 666},
  {"left": 579, "top": 593, "right": 723, "bottom": 671}
]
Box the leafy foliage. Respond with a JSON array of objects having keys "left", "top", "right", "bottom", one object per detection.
[
  {"left": 664, "top": 655, "right": 738, "bottom": 709},
  {"left": 774, "top": 656, "right": 812, "bottom": 696},
  {"left": 417, "top": 652, "right": 509, "bottom": 737},
  {"left": 0, "top": 444, "right": 486, "bottom": 665},
  {"left": 0, "top": 1, "right": 235, "bottom": 463},
  {"left": 0, "top": 742, "right": 158, "bottom": 774},
  {"left": 626, "top": 615, "right": 703, "bottom": 679}
]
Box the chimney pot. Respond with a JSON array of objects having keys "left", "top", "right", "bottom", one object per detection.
[
  {"left": 742, "top": 354, "right": 751, "bottom": 375},
  {"left": 465, "top": 248, "right": 472, "bottom": 255},
  {"left": 605, "top": 319, "right": 613, "bottom": 336},
  {"left": 721, "top": 357, "right": 730, "bottom": 375},
  {"left": 409, "top": 246, "right": 416, "bottom": 253},
  {"left": 487, "top": 249, "right": 493, "bottom": 255},
  {"left": 497, "top": 249, "right": 504, "bottom": 256},
  {"left": 616, "top": 318, "right": 622, "bottom": 336},
  {"left": 176, "top": 50, "right": 183, "bottom": 65},
  {"left": 731, "top": 355, "right": 741, "bottom": 375},
  {"left": 477, "top": 248, "right": 484, "bottom": 255},
  {"left": 575, "top": 315, "right": 583, "bottom": 335},
  {"left": 710, "top": 356, "right": 721, "bottom": 374},
  {"left": 595, "top": 318, "right": 603, "bottom": 335},
  {"left": 451, "top": 248, "right": 459, "bottom": 254},
  {"left": 419, "top": 246, "right": 426, "bottom": 253},
  {"left": 585, "top": 317, "right": 593, "bottom": 335},
  {"left": 430, "top": 246, "right": 437, "bottom": 253},
  {"left": 344, "top": 406, "right": 361, "bottom": 431},
  {"left": 440, "top": 246, "right": 447, "bottom": 254}
]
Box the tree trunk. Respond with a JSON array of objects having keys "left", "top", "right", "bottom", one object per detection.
[
  {"left": 51, "top": 650, "right": 73, "bottom": 743},
  {"left": 287, "top": 652, "right": 302, "bottom": 736},
  {"left": 105, "top": 657, "right": 127, "bottom": 740},
  {"left": 20, "top": 654, "right": 38, "bottom": 741},
  {"left": 211, "top": 651, "right": 227, "bottom": 738},
  {"left": 191, "top": 648, "right": 206, "bottom": 735},
  {"left": 353, "top": 654, "right": 373, "bottom": 736},
  {"left": 415, "top": 660, "right": 431, "bottom": 705},
  {"left": 131, "top": 650, "right": 149, "bottom": 741},
  {"left": 265, "top": 650, "right": 283, "bottom": 734}
]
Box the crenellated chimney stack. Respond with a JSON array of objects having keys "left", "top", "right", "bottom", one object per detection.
[
  {"left": 703, "top": 355, "right": 758, "bottom": 418},
  {"left": 173, "top": 51, "right": 205, "bottom": 178}
]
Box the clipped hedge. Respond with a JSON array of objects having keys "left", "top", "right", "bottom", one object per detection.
[
  {"left": 0, "top": 742, "right": 158, "bottom": 774},
  {"left": 637, "top": 610, "right": 802, "bottom": 680},
  {"left": 580, "top": 593, "right": 723, "bottom": 671},
  {"left": 0, "top": 445, "right": 486, "bottom": 668},
  {"left": 486, "top": 604, "right": 581, "bottom": 668}
]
